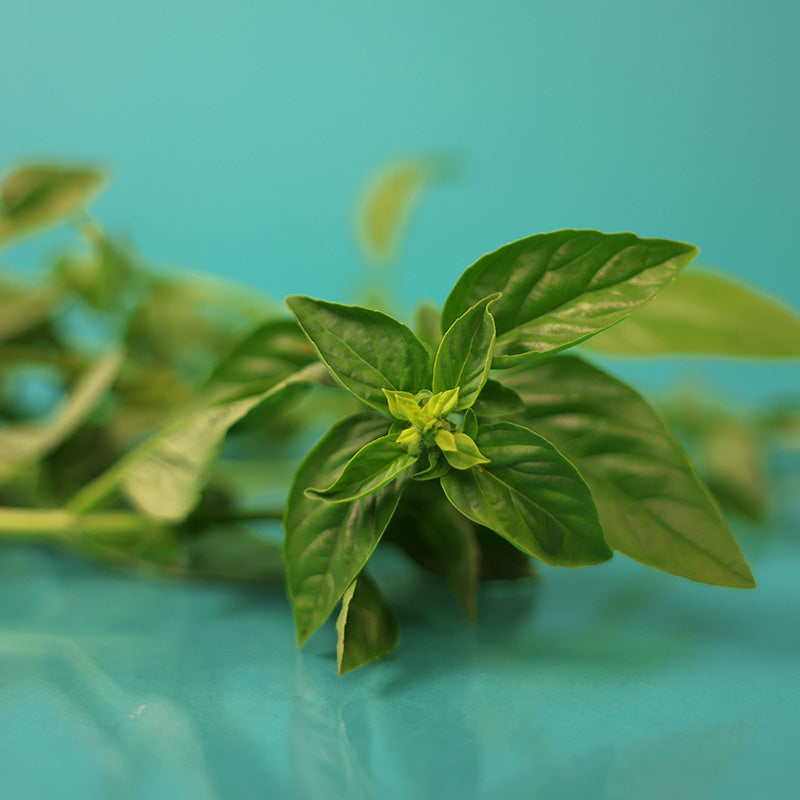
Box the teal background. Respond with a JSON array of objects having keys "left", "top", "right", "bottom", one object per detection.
[{"left": 1, "top": 1, "right": 799, "bottom": 798}]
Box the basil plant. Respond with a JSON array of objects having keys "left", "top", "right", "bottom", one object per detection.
[{"left": 284, "top": 230, "right": 757, "bottom": 673}]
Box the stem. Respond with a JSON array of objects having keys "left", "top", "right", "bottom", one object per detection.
[
  {"left": 192, "top": 507, "right": 285, "bottom": 525},
  {"left": 0, "top": 507, "right": 159, "bottom": 540}
]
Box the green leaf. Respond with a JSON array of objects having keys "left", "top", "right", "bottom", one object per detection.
[
  {"left": 584, "top": 269, "right": 800, "bottom": 357},
  {"left": 383, "top": 389, "right": 422, "bottom": 422},
  {"left": 440, "top": 432, "right": 490, "bottom": 471},
  {"left": 206, "top": 318, "right": 318, "bottom": 400},
  {"left": 0, "top": 281, "right": 62, "bottom": 344},
  {"left": 67, "top": 364, "right": 324, "bottom": 521},
  {"left": 286, "top": 295, "right": 432, "bottom": 415},
  {"left": 387, "top": 483, "right": 479, "bottom": 618},
  {"left": 413, "top": 301, "right": 442, "bottom": 352},
  {"left": 433, "top": 293, "right": 499, "bottom": 409},
  {"left": 441, "top": 421, "right": 611, "bottom": 566},
  {"left": 307, "top": 434, "right": 417, "bottom": 503},
  {"left": 441, "top": 230, "right": 698, "bottom": 367},
  {"left": 505, "top": 356, "right": 755, "bottom": 587},
  {"left": 284, "top": 413, "right": 406, "bottom": 645},
  {"left": 472, "top": 379, "right": 524, "bottom": 418},
  {"left": 0, "top": 349, "right": 123, "bottom": 486},
  {"left": 336, "top": 572, "right": 399, "bottom": 674},
  {"left": 0, "top": 163, "right": 106, "bottom": 247}
]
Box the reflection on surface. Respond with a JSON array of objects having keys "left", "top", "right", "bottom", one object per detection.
[{"left": 2, "top": 533, "right": 799, "bottom": 799}]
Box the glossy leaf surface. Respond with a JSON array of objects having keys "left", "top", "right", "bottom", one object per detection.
[
  {"left": 585, "top": 269, "right": 800, "bottom": 356},
  {"left": 284, "top": 414, "right": 404, "bottom": 645},
  {"left": 441, "top": 422, "right": 611, "bottom": 566},
  {"left": 441, "top": 230, "right": 698, "bottom": 367},
  {"left": 336, "top": 573, "right": 399, "bottom": 674},
  {"left": 307, "top": 434, "right": 417, "bottom": 503},
  {"left": 433, "top": 293, "right": 499, "bottom": 409},
  {"left": 506, "top": 356, "right": 755, "bottom": 587},
  {"left": 287, "top": 295, "right": 431, "bottom": 415}
]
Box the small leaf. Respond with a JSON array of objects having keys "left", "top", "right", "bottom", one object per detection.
[
  {"left": 441, "top": 230, "right": 698, "bottom": 367},
  {"left": 383, "top": 389, "right": 422, "bottom": 422},
  {"left": 0, "top": 163, "right": 106, "bottom": 247},
  {"left": 336, "top": 572, "right": 399, "bottom": 674},
  {"left": 506, "top": 355, "right": 755, "bottom": 587},
  {"left": 433, "top": 293, "right": 499, "bottom": 409},
  {"left": 284, "top": 414, "right": 406, "bottom": 645},
  {"left": 67, "top": 364, "right": 324, "bottom": 520},
  {"left": 472, "top": 379, "right": 524, "bottom": 418},
  {"left": 287, "top": 295, "right": 432, "bottom": 415},
  {"left": 441, "top": 432, "right": 489, "bottom": 470},
  {"left": 0, "top": 349, "right": 123, "bottom": 486},
  {"left": 441, "top": 421, "right": 611, "bottom": 566},
  {"left": 584, "top": 269, "right": 800, "bottom": 357},
  {"left": 0, "top": 281, "right": 62, "bottom": 344},
  {"left": 307, "top": 434, "right": 417, "bottom": 503},
  {"left": 434, "top": 429, "right": 458, "bottom": 452}
]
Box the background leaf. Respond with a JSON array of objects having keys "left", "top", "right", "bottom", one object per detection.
[
  {"left": 287, "top": 295, "right": 431, "bottom": 415},
  {"left": 441, "top": 229, "right": 698, "bottom": 367},
  {"left": 506, "top": 355, "right": 755, "bottom": 587},
  {"left": 0, "top": 163, "right": 106, "bottom": 247},
  {"left": 584, "top": 269, "right": 800, "bottom": 356},
  {"left": 336, "top": 572, "right": 399, "bottom": 674},
  {"left": 433, "top": 293, "right": 498, "bottom": 409},
  {"left": 284, "top": 413, "right": 405, "bottom": 645},
  {"left": 440, "top": 421, "right": 611, "bottom": 567}
]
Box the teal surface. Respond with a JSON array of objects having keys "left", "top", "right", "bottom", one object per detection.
[{"left": 2, "top": 1, "right": 800, "bottom": 798}]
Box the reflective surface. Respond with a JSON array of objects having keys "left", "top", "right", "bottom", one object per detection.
[{"left": 2, "top": 509, "right": 799, "bottom": 799}]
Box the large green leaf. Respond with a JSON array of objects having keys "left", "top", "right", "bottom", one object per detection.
[
  {"left": 284, "top": 413, "right": 406, "bottom": 645},
  {"left": 0, "top": 349, "right": 123, "bottom": 486},
  {"left": 441, "top": 422, "right": 611, "bottom": 567},
  {"left": 506, "top": 356, "right": 755, "bottom": 587},
  {"left": 0, "top": 163, "right": 106, "bottom": 247},
  {"left": 67, "top": 364, "right": 325, "bottom": 521},
  {"left": 286, "top": 295, "right": 432, "bottom": 415},
  {"left": 433, "top": 293, "right": 499, "bottom": 409},
  {"left": 307, "top": 433, "right": 417, "bottom": 503},
  {"left": 335, "top": 572, "right": 399, "bottom": 674},
  {"left": 584, "top": 269, "right": 800, "bottom": 356},
  {"left": 441, "top": 230, "right": 698, "bottom": 367}
]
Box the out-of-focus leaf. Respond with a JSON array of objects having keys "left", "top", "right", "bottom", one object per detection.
[
  {"left": 67, "top": 363, "right": 327, "bottom": 522},
  {"left": 0, "top": 349, "right": 123, "bottom": 485},
  {"left": 413, "top": 301, "right": 442, "bottom": 352},
  {"left": 585, "top": 270, "right": 800, "bottom": 356},
  {"left": 0, "top": 280, "right": 62, "bottom": 344},
  {"left": 336, "top": 572, "right": 399, "bottom": 674},
  {"left": 442, "top": 230, "right": 698, "bottom": 367},
  {"left": 0, "top": 163, "right": 106, "bottom": 247}
]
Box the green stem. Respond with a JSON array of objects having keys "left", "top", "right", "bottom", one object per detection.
[{"left": 0, "top": 507, "right": 159, "bottom": 540}]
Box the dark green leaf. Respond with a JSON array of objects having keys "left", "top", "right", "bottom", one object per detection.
[
  {"left": 286, "top": 295, "right": 432, "bottom": 415},
  {"left": 584, "top": 269, "right": 800, "bottom": 357},
  {"left": 307, "top": 433, "right": 417, "bottom": 503},
  {"left": 441, "top": 421, "right": 611, "bottom": 566},
  {"left": 0, "top": 163, "right": 106, "bottom": 247},
  {"left": 506, "top": 356, "right": 755, "bottom": 587},
  {"left": 472, "top": 379, "right": 524, "bottom": 418},
  {"left": 433, "top": 293, "right": 499, "bottom": 409},
  {"left": 441, "top": 230, "right": 698, "bottom": 367},
  {"left": 284, "top": 413, "right": 405, "bottom": 645},
  {"left": 336, "top": 572, "right": 399, "bottom": 674}
]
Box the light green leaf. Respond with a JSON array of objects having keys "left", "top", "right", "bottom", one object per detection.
[
  {"left": 67, "top": 363, "right": 325, "bottom": 521},
  {"left": 383, "top": 389, "right": 422, "bottom": 422},
  {"left": 441, "top": 421, "right": 611, "bottom": 566},
  {"left": 506, "top": 355, "right": 755, "bottom": 587},
  {"left": 413, "top": 301, "right": 442, "bottom": 352},
  {"left": 440, "top": 432, "right": 489, "bottom": 470},
  {"left": 206, "top": 318, "right": 318, "bottom": 401},
  {"left": 307, "top": 433, "right": 417, "bottom": 503},
  {"left": 441, "top": 230, "right": 698, "bottom": 367},
  {"left": 287, "top": 295, "right": 432, "bottom": 415},
  {"left": 433, "top": 293, "right": 499, "bottom": 409},
  {"left": 0, "top": 163, "right": 106, "bottom": 247},
  {"left": 0, "top": 280, "right": 62, "bottom": 344},
  {"left": 336, "top": 572, "right": 399, "bottom": 674},
  {"left": 0, "top": 349, "right": 123, "bottom": 486},
  {"left": 284, "top": 413, "right": 406, "bottom": 645},
  {"left": 584, "top": 269, "right": 800, "bottom": 356}
]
